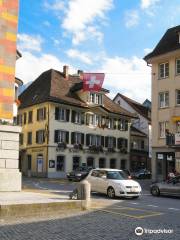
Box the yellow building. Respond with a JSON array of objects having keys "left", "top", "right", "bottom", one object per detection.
[
  {"left": 18, "top": 66, "right": 136, "bottom": 178},
  {"left": 144, "top": 25, "right": 180, "bottom": 180}
]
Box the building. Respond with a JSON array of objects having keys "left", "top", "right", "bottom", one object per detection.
[
  {"left": 18, "top": 66, "right": 136, "bottom": 178},
  {"left": 0, "top": 0, "right": 21, "bottom": 191},
  {"left": 113, "top": 93, "right": 151, "bottom": 171},
  {"left": 144, "top": 25, "right": 180, "bottom": 181}
]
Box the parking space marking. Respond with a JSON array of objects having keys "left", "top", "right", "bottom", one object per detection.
[
  {"left": 147, "top": 204, "right": 158, "bottom": 208},
  {"left": 92, "top": 206, "right": 163, "bottom": 219},
  {"left": 168, "top": 208, "right": 180, "bottom": 211}
]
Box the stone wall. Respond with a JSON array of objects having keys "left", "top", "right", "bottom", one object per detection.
[{"left": 0, "top": 125, "right": 21, "bottom": 191}]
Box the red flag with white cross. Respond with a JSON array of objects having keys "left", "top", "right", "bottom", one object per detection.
[{"left": 82, "top": 73, "right": 105, "bottom": 92}]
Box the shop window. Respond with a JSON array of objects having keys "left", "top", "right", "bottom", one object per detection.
[
  {"left": 99, "top": 158, "right": 106, "bottom": 168},
  {"left": 110, "top": 159, "right": 116, "bottom": 169},
  {"left": 57, "top": 155, "right": 65, "bottom": 171},
  {"left": 73, "top": 156, "right": 80, "bottom": 170}
]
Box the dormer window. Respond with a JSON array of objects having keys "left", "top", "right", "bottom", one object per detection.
[{"left": 89, "top": 93, "right": 102, "bottom": 104}]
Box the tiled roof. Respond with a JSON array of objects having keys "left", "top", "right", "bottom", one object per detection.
[
  {"left": 131, "top": 126, "right": 147, "bottom": 137},
  {"left": 114, "top": 93, "right": 151, "bottom": 121},
  {"left": 19, "top": 69, "right": 136, "bottom": 118},
  {"left": 144, "top": 25, "right": 180, "bottom": 61}
]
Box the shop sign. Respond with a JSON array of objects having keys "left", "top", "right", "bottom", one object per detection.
[
  {"left": 157, "top": 153, "right": 163, "bottom": 160},
  {"left": 49, "top": 160, "right": 55, "bottom": 168},
  {"left": 167, "top": 155, "right": 173, "bottom": 161}
]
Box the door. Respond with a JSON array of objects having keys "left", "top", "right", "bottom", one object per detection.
[
  {"left": 37, "top": 155, "right": 43, "bottom": 173},
  {"left": 87, "top": 157, "right": 94, "bottom": 168}
]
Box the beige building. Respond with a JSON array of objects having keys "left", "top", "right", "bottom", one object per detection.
[
  {"left": 144, "top": 25, "right": 180, "bottom": 181},
  {"left": 18, "top": 66, "right": 136, "bottom": 178}
]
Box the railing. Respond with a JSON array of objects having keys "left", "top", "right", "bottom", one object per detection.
[{"left": 165, "top": 133, "right": 180, "bottom": 146}]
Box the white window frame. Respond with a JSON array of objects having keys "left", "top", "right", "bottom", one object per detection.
[
  {"left": 37, "top": 108, "right": 45, "bottom": 121},
  {"left": 159, "top": 121, "right": 168, "bottom": 138},
  {"left": 58, "top": 131, "right": 66, "bottom": 143},
  {"left": 176, "top": 59, "right": 180, "bottom": 75},
  {"left": 159, "top": 62, "right": 169, "bottom": 79},
  {"left": 37, "top": 130, "right": 45, "bottom": 144},
  {"left": 89, "top": 93, "right": 102, "bottom": 104},
  {"left": 89, "top": 114, "right": 100, "bottom": 126},
  {"left": 108, "top": 118, "right": 114, "bottom": 129},
  {"left": 89, "top": 135, "right": 101, "bottom": 146},
  {"left": 159, "top": 92, "right": 169, "bottom": 108},
  {"left": 59, "top": 108, "right": 66, "bottom": 121},
  {"left": 74, "top": 132, "right": 82, "bottom": 144},
  {"left": 108, "top": 137, "right": 114, "bottom": 148},
  {"left": 75, "top": 112, "right": 81, "bottom": 124}
]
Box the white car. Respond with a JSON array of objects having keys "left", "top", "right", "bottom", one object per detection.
[{"left": 86, "top": 168, "right": 142, "bottom": 198}]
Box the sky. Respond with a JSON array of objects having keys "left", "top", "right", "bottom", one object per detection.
[{"left": 15, "top": 0, "right": 180, "bottom": 103}]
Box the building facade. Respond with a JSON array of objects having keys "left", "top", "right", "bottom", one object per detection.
[
  {"left": 18, "top": 66, "right": 136, "bottom": 178},
  {"left": 113, "top": 93, "right": 151, "bottom": 171},
  {"left": 144, "top": 25, "right": 180, "bottom": 181}
]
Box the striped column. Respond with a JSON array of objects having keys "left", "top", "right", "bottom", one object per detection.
[{"left": 0, "top": 0, "right": 19, "bottom": 120}]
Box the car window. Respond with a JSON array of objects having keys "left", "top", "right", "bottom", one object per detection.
[
  {"left": 91, "top": 170, "right": 99, "bottom": 177},
  {"left": 98, "top": 171, "right": 107, "bottom": 178},
  {"left": 107, "top": 171, "right": 128, "bottom": 180}
]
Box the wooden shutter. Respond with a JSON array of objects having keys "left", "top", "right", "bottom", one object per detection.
[
  {"left": 105, "top": 137, "right": 108, "bottom": 148},
  {"left": 71, "top": 132, "right": 75, "bottom": 144},
  {"left": 44, "top": 107, "right": 46, "bottom": 120},
  {"left": 54, "top": 130, "right": 59, "bottom": 143},
  {"left": 37, "top": 109, "right": 39, "bottom": 121},
  {"left": 66, "top": 131, "right": 69, "bottom": 143},
  {"left": 118, "top": 138, "right": 123, "bottom": 149},
  {"left": 125, "top": 139, "right": 128, "bottom": 148},
  {"left": 113, "top": 137, "right": 116, "bottom": 148},
  {"left": 101, "top": 136, "right": 104, "bottom": 146},
  {"left": 86, "top": 114, "right": 90, "bottom": 125},
  {"left": 66, "top": 109, "right": 70, "bottom": 122},
  {"left": 81, "top": 133, "right": 84, "bottom": 145},
  {"left": 71, "top": 110, "right": 75, "bottom": 123},
  {"left": 86, "top": 134, "right": 90, "bottom": 146},
  {"left": 36, "top": 131, "right": 38, "bottom": 143},
  {"left": 55, "top": 107, "right": 59, "bottom": 120},
  {"left": 81, "top": 112, "right": 85, "bottom": 124},
  {"left": 113, "top": 119, "right": 117, "bottom": 129}
]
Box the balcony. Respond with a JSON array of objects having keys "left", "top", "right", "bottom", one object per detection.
[{"left": 166, "top": 133, "right": 180, "bottom": 147}]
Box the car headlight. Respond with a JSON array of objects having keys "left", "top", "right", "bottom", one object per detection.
[{"left": 76, "top": 173, "right": 82, "bottom": 177}]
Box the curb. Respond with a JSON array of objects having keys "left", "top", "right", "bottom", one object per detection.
[{"left": 0, "top": 201, "right": 82, "bottom": 218}]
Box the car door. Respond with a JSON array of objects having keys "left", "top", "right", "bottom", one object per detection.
[
  {"left": 162, "top": 177, "right": 180, "bottom": 195},
  {"left": 97, "top": 170, "right": 109, "bottom": 193},
  {"left": 170, "top": 176, "right": 180, "bottom": 196},
  {"left": 87, "top": 170, "right": 99, "bottom": 192}
]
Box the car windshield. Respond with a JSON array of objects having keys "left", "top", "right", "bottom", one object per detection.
[{"left": 107, "top": 171, "right": 128, "bottom": 180}]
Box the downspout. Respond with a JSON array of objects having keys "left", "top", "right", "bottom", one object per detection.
[{"left": 46, "top": 103, "right": 50, "bottom": 178}]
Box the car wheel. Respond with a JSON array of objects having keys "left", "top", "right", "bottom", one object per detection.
[
  {"left": 107, "top": 187, "right": 115, "bottom": 198},
  {"left": 151, "top": 186, "right": 160, "bottom": 196}
]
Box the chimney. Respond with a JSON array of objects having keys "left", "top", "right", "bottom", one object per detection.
[{"left": 63, "top": 65, "right": 69, "bottom": 78}]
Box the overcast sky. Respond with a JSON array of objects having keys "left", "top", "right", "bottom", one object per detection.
[{"left": 16, "top": 0, "right": 180, "bottom": 103}]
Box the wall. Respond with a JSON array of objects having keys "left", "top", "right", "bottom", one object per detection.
[{"left": 0, "top": 0, "right": 19, "bottom": 121}]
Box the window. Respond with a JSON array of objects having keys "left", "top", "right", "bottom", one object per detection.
[
  {"left": 141, "top": 140, "right": 144, "bottom": 149},
  {"left": 118, "top": 138, "right": 128, "bottom": 149},
  {"left": 71, "top": 132, "right": 84, "bottom": 145},
  {"left": 99, "top": 158, "right": 106, "bottom": 168},
  {"left": 87, "top": 157, "right": 94, "bottom": 168},
  {"left": 72, "top": 111, "right": 84, "bottom": 124},
  {"left": 54, "top": 130, "right": 69, "bottom": 143},
  {"left": 176, "top": 90, "right": 180, "bottom": 105},
  {"left": 159, "top": 92, "right": 169, "bottom": 108},
  {"left": 20, "top": 133, "right": 23, "bottom": 145},
  {"left": 27, "top": 155, "right": 32, "bottom": 170},
  {"left": 57, "top": 155, "right": 65, "bottom": 171},
  {"left": 89, "top": 135, "right": 101, "bottom": 146},
  {"left": 73, "top": 156, "right": 80, "bottom": 170},
  {"left": 27, "top": 132, "right": 32, "bottom": 145},
  {"left": 118, "top": 119, "right": 128, "bottom": 131},
  {"left": 55, "top": 107, "right": 69, "bottom": 121},
  {"left": 36, "top": 130, "right": 45, "bottom": 144},
  {"left": 110, "top": 159, "right": 116, "bottom": 169},
  {"left": 23, "top": 113, "right": 27, "bottom": 125},
  {"left": 159, "top": 62, "right": 169, "bottom": 78},
  {"left": 105, "top": 136, "right": 116, "bottom": 148},
  {"left": 89, "top": 93, "right": 102, "bottom": 104},
  {"left": 37, "top": 108, "right": 46, "bottom": 121},
  {"left": 17, "top": 114, "right": 22, "bottom": 126},
  {"left": 108, "top": 118, "right": 114, "bottom": 129},
  {"left": 28, "top": 111, "right": 33, "bottom": 123},
  {"left": 159, "top": 121, "right": 168, "bottom": 138},
  {"left": 176, "top": 59, "right": 180, "bottom": 75},
  {"left": 89, "top": 114, "right": 100, "bottom": 126}
]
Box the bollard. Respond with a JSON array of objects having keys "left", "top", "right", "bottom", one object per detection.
[{"left": 77, "top": 180, "right": 91, "bottom": 210}]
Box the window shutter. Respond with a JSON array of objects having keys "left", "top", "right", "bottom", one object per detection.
[
  {"left": 36, "top": 131, "right": 38, "bottom": 143},
  {"left": 125, "top": 120, "right": 128, "bottom": 131},
  {"left": 114, "top": 119, "right": 117, "bottom": 129},
  {"left": 86, "top": 114, "right": 90, "bottom": 125},
  {"left": 71, "top": 132, "right": 75, "bottom": 144},
  {"left": 101, "top": 136, "right": 104, "bottom": 146},
  {"left": 118, "top": 119, "right": 121, "bottom": 130},
  {"left": 81, "top": 133, "right": 84, "bottom": 145},
  {"left": 71, "top": 110, "right": 75, "bottom": 123},
  {"left": 54, "top": 130, "right": 59, "bottom": 143},
  {"left": 118, "top": 138, "right": 122, "bottom": 149},
  {"left": 44, "top": 107, "right": 46, "bottom": 120},
  {"left": 37, "top": 109, "right": 39, "bottom": 121},
  {"left": 66, "top": 131, "right": 69, "bottom": 143},
  {"left": 81, "top": 112, "right": 85, "bottom": 124},
  {"left": 55, "top": 107, "right": 59, "bottom": 120},
  {"left": 66, "top": 109, "right": 70, "bottom": 122},
  {"left": 105, "top": 137, "right": 108, "bottom": 148},
  {"left": 125, "top": 139, "right": 128, "bottom": 149},
  {"left": 113, "top": 137, "right": 116, "bottom": 148},
  {"left": 86, "top": 134, "right": 90, "bottom": 146},
  {"left": 43, "top": 130, "right": 45, "bottom": 143}
]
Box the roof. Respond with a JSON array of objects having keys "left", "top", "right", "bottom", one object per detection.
[
  {"left": 130, "top": 126, "right": 147, "bottom": 137},
  {"left": 114, "top": 93, "right": 151, "bottom": 121},
  {"left": 144, "top": 25, "right": 180, "bottom": 61},
  {"left": 19, "top": 69, "right": 136, "bottom": 118},
  {"left": 70, "top": 81, "right": 109, "bottom": 93}
]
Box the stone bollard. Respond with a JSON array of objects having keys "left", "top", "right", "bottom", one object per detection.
[{"left": 77, "top": 180, "right": 91, "bottom": 210}]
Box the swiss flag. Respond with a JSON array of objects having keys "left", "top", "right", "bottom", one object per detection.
[{"left": 82, "top": 73, "right": 105, "bottom": 92}]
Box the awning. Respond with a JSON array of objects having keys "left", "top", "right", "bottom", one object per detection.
[{"left": 172, "top": 116, "right": 180, "bottom": 122}]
